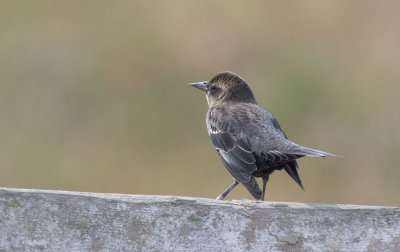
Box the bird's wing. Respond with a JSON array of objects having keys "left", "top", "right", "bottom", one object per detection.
[
  {"left": 216, "top": 150, "right": 262, "bottom": 200},
  {"left": 208, "top": 108, "right": 261, "bottom": 199},
  {"left": 207, "top": 108, "right": 258, "bottom": 182}
]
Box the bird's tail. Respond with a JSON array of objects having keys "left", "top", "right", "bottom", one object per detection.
[
  {"left": 287, "top": 144, "right": 339, "bottom": 158},
  {"left": 284, "top": 161, "right": 304, "bottom": 190}
]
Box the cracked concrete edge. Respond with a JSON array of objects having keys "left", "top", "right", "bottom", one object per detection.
[{"left": 0, "top": 187, "right": 399, "bottom": 251}]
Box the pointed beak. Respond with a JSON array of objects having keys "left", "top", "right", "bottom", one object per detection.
[{"left": 189, "top": 81, "right": 208, "bottom": 92}]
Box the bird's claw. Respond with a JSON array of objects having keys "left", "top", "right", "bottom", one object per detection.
[{"left": 216, "top": 195, "right": 225, "bottom": 200}]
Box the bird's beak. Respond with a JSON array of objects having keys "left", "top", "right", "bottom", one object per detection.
[{"left": 189, "top": 81, "right": 208, "bottom": 92}]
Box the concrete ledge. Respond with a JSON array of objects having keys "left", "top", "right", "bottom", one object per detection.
[{"left": 0, "top": 188, "right": 399, "bottom": 251}]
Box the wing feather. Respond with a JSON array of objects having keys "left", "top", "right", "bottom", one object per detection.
[{"left": 207, "top": 108, "right": 258, "bottom": 188}]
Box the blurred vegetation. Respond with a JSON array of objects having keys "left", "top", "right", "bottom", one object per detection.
[{"left": 0, "top": 1, "right": 399, "bottom": 206}]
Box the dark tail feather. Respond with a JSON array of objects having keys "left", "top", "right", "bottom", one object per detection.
[
  {"left": 284, "top": 161, "right": 304, "bottom": 190},
  {"left": 288, "top": 146, "right": 339, "bottom": 158}
]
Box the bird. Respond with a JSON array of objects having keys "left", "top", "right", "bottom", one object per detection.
[{"left": 189, "top": 71, "right": 337, "bottom": 201}]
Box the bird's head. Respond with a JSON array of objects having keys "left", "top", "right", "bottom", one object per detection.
[{"left": 190, "top": 71, "right": 256, "bottom": 107}]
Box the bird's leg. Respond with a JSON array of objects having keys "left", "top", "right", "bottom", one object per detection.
[
  {"left": 261, "top": 175, "right": 270, "bottom": 201},
  {"left": 216, "top": 179, "right": 239, "bottom": 200}
]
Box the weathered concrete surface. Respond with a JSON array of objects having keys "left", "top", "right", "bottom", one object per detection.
[{"left": 0, "top": 188, "right": 399, "bottom": 252}]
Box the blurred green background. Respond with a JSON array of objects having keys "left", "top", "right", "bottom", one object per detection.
[{"left": 1, "top": 1, "right": 399, "bottom": 206}]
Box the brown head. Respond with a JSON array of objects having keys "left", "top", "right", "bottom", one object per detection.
[{"left": 189, "top": 71, "right": 256, "bottom": 107}]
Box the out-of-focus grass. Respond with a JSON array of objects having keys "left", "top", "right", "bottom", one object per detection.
[{"left": 0, "top": 1, "right": 399, "bottom": 206}]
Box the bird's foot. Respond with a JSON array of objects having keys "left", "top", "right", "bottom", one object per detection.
[{"left": 216, "top": 195, "right": 225, "bottom": 200}]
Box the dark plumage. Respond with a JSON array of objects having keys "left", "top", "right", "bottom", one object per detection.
[{"left": 190, "top": 71, "right": 337, "bottom": 201}]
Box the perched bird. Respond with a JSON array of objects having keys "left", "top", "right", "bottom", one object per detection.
[{"left": 190, "top": 71, "right": 337, "bottom": 201}]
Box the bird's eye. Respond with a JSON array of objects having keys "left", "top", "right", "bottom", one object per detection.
[{"left": 210, "top": 86, "right": 217, "bottom": 92}]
